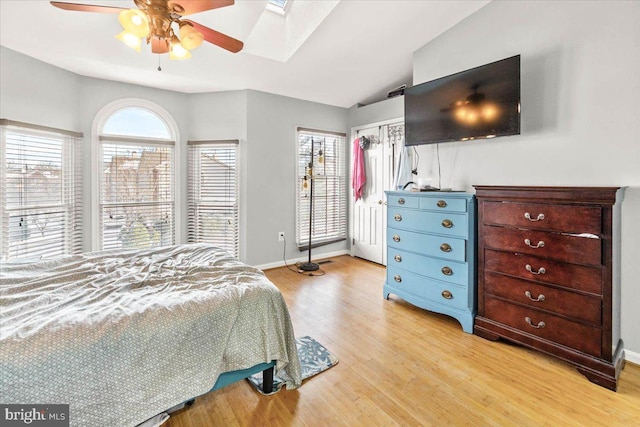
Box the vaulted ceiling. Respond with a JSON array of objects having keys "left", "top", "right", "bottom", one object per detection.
[{"left": 0, "top": 0, "right": 489, "bottom": 108}]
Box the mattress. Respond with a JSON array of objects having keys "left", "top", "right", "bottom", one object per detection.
[{"left": 0, "top": 244, "right": 301, "bottom": 426}]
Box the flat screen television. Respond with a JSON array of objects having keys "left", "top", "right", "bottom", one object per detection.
[{"left": 405, "top": 55, "right": 520, "bottom": 145}]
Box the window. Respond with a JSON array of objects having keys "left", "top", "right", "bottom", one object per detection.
[
  {"left": 296, "top": 128, "right": 347, "bottom": 249},
  {"left": 267, "top": 0, "right": 289, "bottom": 14},
  {"left": 97, "top": 107, "right": 175, "bottom": 251},
  {"left": 0, "top": 120, "right": 82, "bottom": 261},
  {"left": 187, "top": 140, "right": 239, "bottom": 258}
]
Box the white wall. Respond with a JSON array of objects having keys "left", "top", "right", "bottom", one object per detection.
[
  {"left": 412, "top": 1, "right": 640, "bottom": 355},
  {"left": 346, "top": 96, "right": 404, "bottom": 130}
]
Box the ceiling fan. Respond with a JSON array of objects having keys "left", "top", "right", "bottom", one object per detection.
[{"left": 50, "top": 0, "right": 243, "bottom": 60}]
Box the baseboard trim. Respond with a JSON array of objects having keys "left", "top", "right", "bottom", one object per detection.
[
  {"left": 625, "top": 349, "right": 640, "bottom": 366},
  {"left": 256, "top": 250, "right": 350, "bottom": 271}
]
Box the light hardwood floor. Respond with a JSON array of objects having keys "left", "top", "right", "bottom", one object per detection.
[{"left": 166, "top": 255, "right": 640, "bottom": 426}]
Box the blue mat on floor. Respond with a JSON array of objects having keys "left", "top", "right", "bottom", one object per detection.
[{"left": 247, "top": 336, "right": 338, "bottom": 395}]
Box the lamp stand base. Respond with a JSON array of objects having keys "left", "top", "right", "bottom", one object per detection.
[{"left": 299, "top": 262, "right": 320, "bottom": 272}]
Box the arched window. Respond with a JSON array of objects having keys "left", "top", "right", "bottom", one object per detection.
[
  {"left": 102, "top": 107, "right": 171, "bottom": 139},
  {"left": 93, "top": 99, "right": 179, "bottom": 251}
]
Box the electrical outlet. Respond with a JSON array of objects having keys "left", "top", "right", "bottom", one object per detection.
[{"left": 278, "top": 232, "right": 285, "bottom": 242}]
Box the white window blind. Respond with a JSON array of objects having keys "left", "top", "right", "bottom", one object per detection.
[
  {"left": 187, "top": 140, "right": 239, "bottom": 258},
  {"left": 0, "top": 120, "right": 83, "bottom": 262},
  {"left": 296, "top": 128, "right": 347, "bottom": 249},
  {"left": 98, "top": 136, "right": 175, "bottom": 251}
]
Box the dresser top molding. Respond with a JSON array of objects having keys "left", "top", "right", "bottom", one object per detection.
[{"left": 473, "top": 186, "right": 622, "bottom": 205}]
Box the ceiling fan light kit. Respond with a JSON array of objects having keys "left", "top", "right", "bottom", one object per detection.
[
  {"left": 115, "top": 31, "right": 142, "bottom": 52},
  {"left": 179, "top": 21, "right": 204, "bottom": 50},
  {"left": 50, "top": 0, "right": 243, "bottom": 61}
]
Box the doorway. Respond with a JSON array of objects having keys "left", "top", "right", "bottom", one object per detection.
[{"left": 350, "top": 120, "right": 404, "bottom": 265}]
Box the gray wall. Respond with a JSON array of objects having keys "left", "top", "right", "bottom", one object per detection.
[
  {"left": 0, "top": 47, "right": 348, "bottom": 267},
  {"left": 411, "top": 1, "right": 640, "bottom": 355},
  {"left": 245, "top": 90, "right": 347, "bottom": 266},
  {"left": 0, "top": 47, "right": 81, "bottom": 131},
  {"left": 186, "top": 91, "right": 248, "bottom": 258},
  {"left": 78, "top": 77, "right": 189, "bottom": 247}
]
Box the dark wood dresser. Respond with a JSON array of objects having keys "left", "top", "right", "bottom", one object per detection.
[{"left": 473, "top": 186, "right": 625, "bottom": 390}]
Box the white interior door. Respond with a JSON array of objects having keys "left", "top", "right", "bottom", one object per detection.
[
  {"left": 351, "top": 121, "right": 404, "bottom": 266},
  {"left": 353, "top": 131, "right": 385, "bottom": 264}
]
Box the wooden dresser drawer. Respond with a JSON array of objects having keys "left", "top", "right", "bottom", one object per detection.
[
  {"left": 387, "top": 248, "right": 468, "bottom": 286},
  {"left": 387, "top": 228, "right": 466, "bottom": 262},
  {"left": 474, "top": 186, "right": 623, "bottom": 390},
  {"left": 388, "top": 209, "right": 468, "bottom": 238},
  {"left": 483, "top": 225, "right": 601, "bottom": 266},
  {"left": 387, "top": 267, "right": 468, "bottom": 311},
  {"left": 484, "top": 271, "right": 602, "bottom": 325},
  {"left": 484, "top": 297, "right": 602, "bottom": 357},
  {"left": 484, "top": 249, "right": 602, "bottom": 295},
  {"left": 482, "top": 201, "right": 602, "bottom": 234},
  {"left": 387, "top": 194, "right": 420, "bottom": 209}
]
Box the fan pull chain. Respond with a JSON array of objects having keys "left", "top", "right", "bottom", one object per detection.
[{"left": 157, "top": 55, "right": 162, "bottom": 72}]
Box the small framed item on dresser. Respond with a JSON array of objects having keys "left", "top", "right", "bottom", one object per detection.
[{"left": 473, "top": 185, "right": 625, "bottom": 391}]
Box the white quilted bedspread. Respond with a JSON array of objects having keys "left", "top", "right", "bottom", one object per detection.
[{"left": 0, "top": 244, "right": 301, "bottom": 426}]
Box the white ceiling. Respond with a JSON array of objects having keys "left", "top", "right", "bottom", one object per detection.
[{"left": 0, "top": 0, "right": 489, "bottom": 108}]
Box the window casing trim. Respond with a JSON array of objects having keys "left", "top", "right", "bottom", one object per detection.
[
  {"left": 187, "top": 139, "right": 240, "bottom": 258},
  {"left": 295, "top": 128, "right": 347, "bottom": 250},
  {"left": 91, "top": 98, "right": 181, "bottom": 251},
  {"left": 0, "top": 121, "right": 83, "bottom": 261}
]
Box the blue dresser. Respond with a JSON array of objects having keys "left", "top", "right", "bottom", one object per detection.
[{"left": 384, "top": 191, "right": 476, "bottom": 333}]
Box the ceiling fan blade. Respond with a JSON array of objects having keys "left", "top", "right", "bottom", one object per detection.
[
  {"left": 50, "top": 1, "right": 126, "bottom": 14},
  {"left": 170, "top": 0, "right": 234, "bottom": 16},
  {"left": 184, "top": 20, "right": 243, "bottom": 53}
]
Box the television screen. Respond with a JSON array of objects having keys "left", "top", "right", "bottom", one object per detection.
[{"left": 405, "top": 55, "right": 520, "bottom": 145}]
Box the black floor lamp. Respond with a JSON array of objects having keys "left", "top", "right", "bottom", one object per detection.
[{"left": 299, "top": 136, "right": 319, "bottom": 272}]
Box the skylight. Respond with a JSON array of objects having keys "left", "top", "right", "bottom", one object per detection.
[{"left": 267, "top": 0, "right": 289, "bottom": 15}]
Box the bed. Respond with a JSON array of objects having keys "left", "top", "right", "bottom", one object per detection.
[{"left": 0, "top": 244, "right": 302, "bottom": 427}]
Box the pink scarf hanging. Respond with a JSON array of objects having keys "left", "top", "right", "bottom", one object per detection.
[{"left": 352, "top": 137, "right": 366, "bottom": 201}]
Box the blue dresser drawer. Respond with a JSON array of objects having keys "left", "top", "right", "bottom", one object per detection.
[
  {"left": 388, "top": 208, "right": 468, "bottom": 238},
  {"left": 387, "top": 228, "right": 467, "bottom": 262},
  {"left": 384, "top": 190, "right": 476, "bottom": 333},
  {"left": 420, "top": 196, "right": 468, "bottom": 213},
  {"left": 387, "top": 248, "right": 468, "bottom": 286},
  {"left": 387, "top": 266, "right": 467, "bottom": 311},
  {"left": 387, "top": 194, "right": 420, "bottom": 209}
]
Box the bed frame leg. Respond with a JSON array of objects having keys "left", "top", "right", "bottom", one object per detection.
[{"left": 262, "top": 366, "right": 274, "bottom": 394}]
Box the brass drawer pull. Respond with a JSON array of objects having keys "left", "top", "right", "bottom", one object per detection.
[
  {"left": 398, "top": 198, "right": 405, "bottom": 205},
  {"left": 524, "top": 212, "right": 545, "bottom": 222},
  {"left": 392, "top": 234, "right": 401, "bottom": 242},
  {"left": 394, "top": 275, "right": 402, "bottom": 283},
  {"left": 525, "top": 291, "right": 546, "bottom": 302},
  {"left": 441, "top": 266, "right": 453, "bottom": 276},
  {"left": 441, "top": 219, "right": 453, "bottom": 228},
  {"left": 526, "top": 264, "right": 546, "bottom": 275},
  {"left": 440, "top": 243, "right": 452, "bottom": 253},
  {"left": 394, "top": 214, "right": 402, "bottom": 222},
  {"left": 524, "top": 238, "right": 544, "bottom": 248},
  {"left": 525, "top": 316, "right": 546, "bottom": 329},
  {"left": 437, "top": 200, "right": 447, "bottom": 208},
  {"left": 441, "top": 290, "right": 453, "bottom": 299},
  {"left": 394, "top": 254, "right": 402, "bottom": 263}
]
